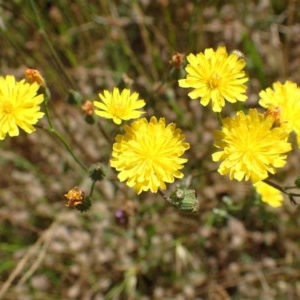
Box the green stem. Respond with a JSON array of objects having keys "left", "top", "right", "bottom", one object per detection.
[
  {"left": 263, "top": 179, "right": 286, "bottom": 194},
  {"left": 158, "top": 189, "right": 172, "bottom": 204},
  {"left": 43, "top": 88, "right": 53, "bottom": 129},
  {"left": 39, "top": 87, "right": 87, "bottom": 172},
  {"left": 46, "top": 127, "right": 88, "bottom": 172},
  {"left": 283, "top": 186, "right": 297, "bottom": 190},
  {"left": 97, "top": 122, "right": 113, "bottom": 144},
  {"left": 263, "top": 179, "right": 300, "bottom": 203},
  {"left": 217, "top": 113, "right": 223, "bottom": 126},
  {"left": 89, "top": 180, "right": 96, "bottom": 198}
]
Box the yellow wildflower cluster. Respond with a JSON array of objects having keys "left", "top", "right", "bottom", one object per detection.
[
  {"left": 178, "top": 46, "right": 300, "bottom": 207},
  {"left": 93, "top": 88, "right": 190, "bottom": 194},
  {"left": 91, "top": 46, "right": 300, "bottom": 207},
  {"left": 4, "top": 45, "right": 299, "bottom": 209}
]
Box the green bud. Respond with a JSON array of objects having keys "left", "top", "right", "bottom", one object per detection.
[
  {"left": 84, "top": 114, "right": 95, "bottom": 125},
  {"left": 89, "top": 163, "right": 106, "bottom": 182},
  {"left": 67, "top": 89, "right": 82, "bottom": 105},
  {"left": 295, "top": 176, "right": 300, "bottom": 188},
  {"left": 75, "top": 197, "right": 92, "bottom": 212},
  {"left": 170, "top": 188, "right": 199, "bottom": 213}
]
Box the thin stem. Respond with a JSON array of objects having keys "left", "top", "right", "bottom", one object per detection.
[
  {"left": 263, "top": 179, "right": 286, "bottom": 194},
  {"left": 89, "top": 180, "right": 96, "bottom": 198},
  {"left": 39, "top": 87, "right": 88, "bottom": 172},
  {"left": 97, "top": 121, "right": 113, "bottom": 144},
  {"left": 284, "top": 186, "right": 297, "bottom": 190},
  {"left": 216, "top": 112, "right": 223, "bottom": 126},
  {"left": 43, "top": 88, "right": 53, "bottom": 129},
  {"left": 158, "top": 189, "right": 172, "bottom": 204},
  {"left": 263, "top": 179, "right": 300, "bottom": 204},
  {"left": 48, "top": 128, "right": 88, "bottom": 172}
]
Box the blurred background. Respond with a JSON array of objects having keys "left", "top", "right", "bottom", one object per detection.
[{"left": 0, "top": 0, "right": 300, "bottom": 299}]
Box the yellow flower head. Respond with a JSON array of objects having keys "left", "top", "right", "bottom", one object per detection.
[
  {"left": 254, "top": 181, "right": 283, "bottom": 207},
  {"left": 259, "top": 81, "right": 300, "bottom": 145},
  {"left": 110, "top": 116, "right": 190, "bottom": 194},
  {"left": 178, "top": 46, "right": 248, "bottom": 112},
  {"left": 212, "top": 109, "right": 291, "bottom": 183},
  {"left": 0, "top": 75, "right": 44, "bottom": 140},
  {"left": 94, "top": 88, "right": 145, "bottom": 124}
]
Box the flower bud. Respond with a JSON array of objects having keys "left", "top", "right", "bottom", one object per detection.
[
  {"left": 81, "top": 100, "right": 95, "bottom": 116},
  {"left": 170, "top": 188, "right": 199, "bottom": 213},
  {"left": 88, "top": 163, "right": 106, "bottom": 182},
  {"left": 82, "top": 100, "right": 96, "bottom": 124},
  {"left": 169, "top": 52, "right": 185, "bottom": 68},
  {"left": 64, "top": 186, "right": 91, "bottom": 211},
  {"left": 295, "top": 176, "right": 300, "bottom": 188},
  {"left": 25, "top": 68, "right": 46, "bottom": 87},
  {"left": 67, "top": 89, "right": 82, "bottom": 105}
]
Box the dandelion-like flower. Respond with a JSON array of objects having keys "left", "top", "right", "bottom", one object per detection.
[
  {"left": 110, "top": 117, "right": 190, "bottom": 194},
  {"left": 212, "top": 109, "right": 291, "bottom": 183},
  {"left": 259, "top": 81, "right": 300, "bottom": 145},
  {"left": 254, "top": 181, "right": 283, "bottom": 207},
  {"left": 0, "top": 75, "right": 44, "bottom": 140},
  {"left": 94, "top": 88, "right": 145, "bottom": 124},
  {"left": 178, "top": 46, "right": 248, "bottom": 112}
]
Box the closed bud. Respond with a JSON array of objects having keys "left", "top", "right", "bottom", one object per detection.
[
  {"left": 81, "top": 100, "right": 95, "bottom": 116},
  {"left": 64, "top": 187, "right": 92, "bottom": 211},
  {"left": 67, "top": 89, "right": 82, "bottom": 105},
  {"left": 295, "top": 176, "right": 300, "bottom": 188},
  {"left": 84, "top": 114, "right": 95, "bottom": 124},
  {"left": 89, "top": 163, "right": 106, "bottom": 181},
  {"left": 75, "top": 197, "right": 92, "bottom": 212},
  {"left": 169, "top": 52, "right": 185, "bottom": 68},
  {"left": 64, "top": 187, "right": 91, "bottom": 211},
  {"left": 170, "top": 188, "right": 199, "bottom": 213},
  {"left": 25, "top": 68, "right": 46, "bottom": 87}
]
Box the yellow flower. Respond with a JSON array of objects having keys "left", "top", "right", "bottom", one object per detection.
[
  {"left": 178, "top": 46, "right": 248, "bottom": 112},
  {"left": 0, "top": 75, "right": 44, "bottom": 140},
  {"left": 94, "top": 88, "right": 145, "bottom": 124},
  {"left": 212, "top": 109, "right": 291, "bottom": 183},
  {"left": 259, "top": 81, "right": 300, "bottom": 145},
  {"left": 110, "top": 117, "right": 190, "bottom": 194},
  {"left": 254, "top": 181, "right": 283, "bottom": 207}
]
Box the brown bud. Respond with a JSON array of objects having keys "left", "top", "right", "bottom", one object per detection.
[
  {"left": 64, "top": 187, "right": 85, "bottom": 207},
  {"left": 25, "top": 68, "right": 46, "bottom": 87},
  {"left": 170, "top": 53, "right": 185, "bottom": 68}
]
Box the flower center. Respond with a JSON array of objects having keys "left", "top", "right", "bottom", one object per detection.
[
  {"left": 208, "top": 73, "right": 221, "bottom": 89},
  {"left": 114, "top": 102, "right": 126, "bottom": 117},
  {"left": 2, "top": 101, "right": 14, "bottom": 114}
]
